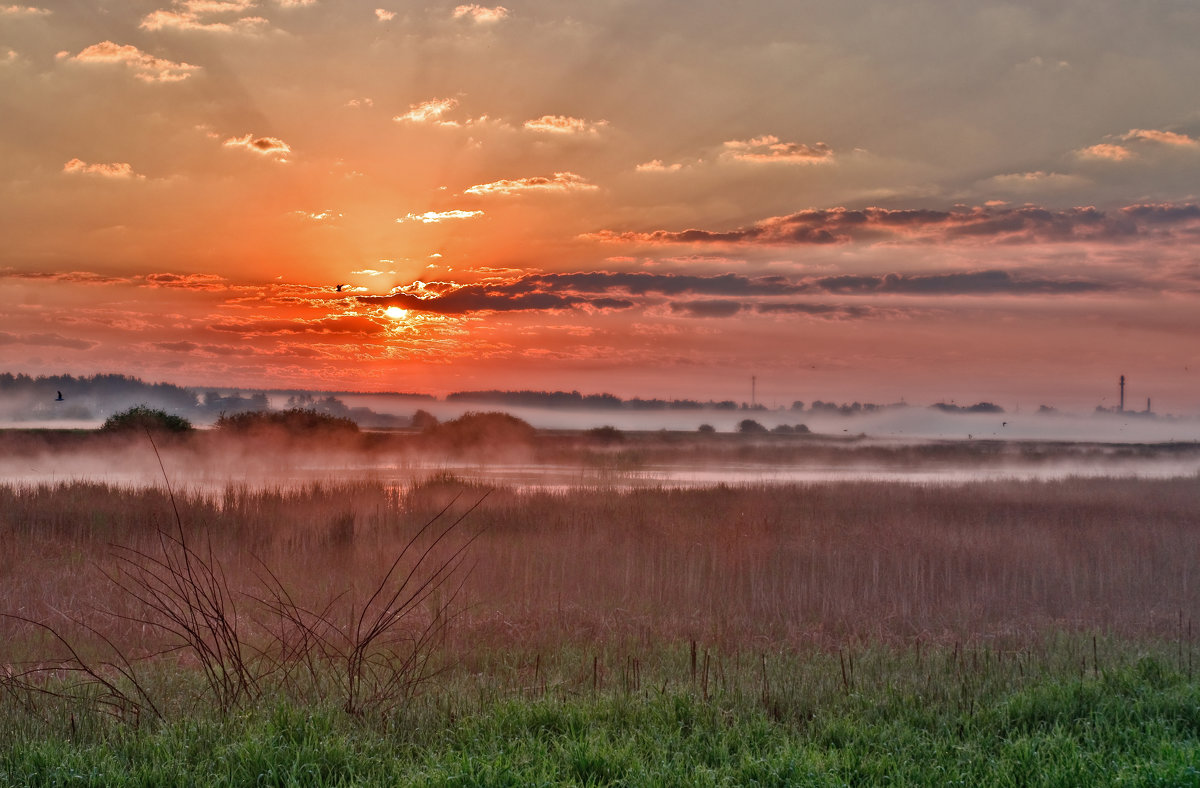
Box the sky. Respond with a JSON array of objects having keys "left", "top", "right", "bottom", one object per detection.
[{"left": 1, "top": 0, "right": 1199, "bottom": 412}]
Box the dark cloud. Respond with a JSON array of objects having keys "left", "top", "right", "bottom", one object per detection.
[
  {"left": 754, "top": 303, "right": 880, "bottom": 319},
  {"left": 811, "top": 270, "right": 1108, "bottom": 295},
  {"left": 586, "top": 203, "right": 1200, "bottom": 246},
  {"left": 523, "top": 272, "right": 801, "bottom": 296},
  {"left": 152, "top": 340, "right": 200, "bottom": 351},
  {"left": 359, "top": 267, "right": 1112, "bottom": 317},
  {"left": 669, "top": 299, "right": 744, "bottom": 318},
  {"left": 0, "top": 331, "right": 98, "bottom": 349}
]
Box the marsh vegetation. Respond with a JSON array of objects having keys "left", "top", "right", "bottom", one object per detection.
[{"left": 2, "top": 434, "right": 1199, "bottom": 783}]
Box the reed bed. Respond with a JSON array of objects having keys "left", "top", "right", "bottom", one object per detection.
[
  {"left": 3, "top": 474, "right": 1200, "bottom": 783},
  {"left": 3, "top": 475, "right": 1198, "bottom": 654}
]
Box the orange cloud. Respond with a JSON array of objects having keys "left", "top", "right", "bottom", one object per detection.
[
  {"left": 452, "top": 4, "right": 508, "bottom": 23},
  {"left": 1076, "top": 143, "right": 1134, "bottom": 161},
  {"left": 523, "top": 115, "right": 607, "bottom": 135},
  {"left": 0, "top": 4, "right": 50, "bottom": 15},
  {"left": 141, "top": 272, "right": 228, "bottom": 291},
  {"left": 722, "top": 135, "right": 833, "bottom": 164},
  {"left": 394, "top": 97, "right": 459, "bottom": 124},
  {"left": 399, "top": 210, "right": 484, "bottom": 223},
  {"left": 374, "top": 7, "right": 395, "bottom": 21},
  {"left": 62, "top": 158, "right": 142, "bottom": 179},
  {"left": 210, "top": 315, "right": 386, "bottom": 336},
  {"left": 63, "top": 41, "right": 200, "bottom": 83},
  {"left": 140, "top": 1, "right": 267, "bottom": 33},
  {"left": 636, "top": 159, "right": 685, "bottom": 173},
  {"left": 1120, "top": 128, "right": 1199, "bottom": 147},
  {"left": 465, "top": 171, "right": 597, "bottom": 196},
  {"left": 223, "top": 133, "right": 291, "bottom": 160}
]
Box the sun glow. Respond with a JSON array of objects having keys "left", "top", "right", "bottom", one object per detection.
[{"left": 384, "top": 306, "right": 409, "bottom": 319}]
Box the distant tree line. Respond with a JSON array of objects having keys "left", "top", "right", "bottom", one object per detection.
[{"left": 446, "top": 389, "right": 740, "bottom": 411}]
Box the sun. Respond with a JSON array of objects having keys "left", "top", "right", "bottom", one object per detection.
[{"left": 384, "top": 306, "right": 408, "bottom": 319}]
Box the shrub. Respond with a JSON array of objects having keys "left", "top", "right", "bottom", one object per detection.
[
  {"left": 428, "top": 411, "right": 536, "bottom": 449},
  {"left": 737, "top": 419, "right": 768, "bottom": 434},
  {"left": 215, "top": 408, "right": 359, "bottom": 434},
  {"left": 585, "top": 426, "right": 625, "bottom": 444},
  {"left": 411, "top": 409, "right": 440, "bottom": 431},
  {"left": 101, "top": 405, "right": 193, "bottom": 434}
]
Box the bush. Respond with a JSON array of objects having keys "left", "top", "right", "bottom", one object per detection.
[
  {"left": 215, "top": 408, "right": 359, "bottom": 434},
  {"left": 428, "top": 411, "right": 536, "bottom": 449},
  {"left": 737, "top": 419, "right": 768, "bottom": 434},
  {"left": 411, "top": 409, "right": 440, "bottom": 431},
  {"left": 585, "top": 426, "right": 625, "bottom": 444},
  {"left": 101, "top": 405, "right": 193, "bottom": 434}
]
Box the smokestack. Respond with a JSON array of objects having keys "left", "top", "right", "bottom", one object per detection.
[
  {"left": 1146, "top": 397, "right": 1151, "bottom": 415},
  {"left": 1119, "top": 374, "right": 1125, "bottom": 413},
  {"left": 751, "top": 375, "right": 757, "bottom": 409}
]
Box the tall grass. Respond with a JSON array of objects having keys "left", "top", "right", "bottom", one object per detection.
[
  {"left": 3, "top": 476, "right": 1197, "bottom": 655},
  {"left": 3, "top": 475, "right": 1200, "bottom": 782}
]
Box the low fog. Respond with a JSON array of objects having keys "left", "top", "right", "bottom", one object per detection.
[{"left": 332, "top": 394, "right": 1200, "bottom": 444}]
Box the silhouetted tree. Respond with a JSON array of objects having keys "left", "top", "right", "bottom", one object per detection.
[{"left": 738, "top": 419, "right": 768, "bottom": 434}]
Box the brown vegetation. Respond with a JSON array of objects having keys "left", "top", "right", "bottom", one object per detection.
[{"left": 2, "top": 475, "right": 1197, "bottom": 671}]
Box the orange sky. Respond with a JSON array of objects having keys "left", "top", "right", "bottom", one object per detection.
[{"left": 2, "top": 1, "right": 1199, "bottom": 411}]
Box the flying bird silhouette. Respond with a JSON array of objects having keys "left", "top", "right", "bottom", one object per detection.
[{"left": 336, "top": 284, "right": 346, "bottom": 292}]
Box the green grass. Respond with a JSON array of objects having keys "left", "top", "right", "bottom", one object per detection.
[{"left": 3, "top": 642, "right": 1199, "bottom": 786}]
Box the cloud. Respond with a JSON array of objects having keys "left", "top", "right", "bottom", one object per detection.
[
  {"left": 210, "top": 315, "right": 386, "bottom": 336},
  {"left": 360, "top": 287, "right": 631, "bottom": 315},
  {"left": 223, "top": 133, "right": 291, "bottom": 160},
  {"left": 62, "top": 158, "right": 142, "bottom": 179},
  {"left": 465, "top": 171, "right": 597, "bottom": 196},
  {"left": 394, "top": 97, "right": 459, "bottom": 124},
  {"left": 754, "top": 303, "right": 882, "bottom": 319},
  {"left": 374, "top": 8, "right": 395, "bottom": 21},
  {"left": 0, "top": 4, "right": 49, "bottom": 15},
  {"left": 1076, "top": 143, "right": 1134, "bottom": 162},
  {"left": 292, "top": 209, "right": 343, "bottom": 221},
  {"left": 722, "top": 135, "right": 834, "bottom": 164},
  {"left": 1120, "top": 128, "right": 1199, "bottom": 148},
  {"left": 523, "top": 271, "right": 801, "bottom": 296},
  {"left": 0, "top": 332, "right": 97, "bottom": 350},
  {"left": 0, "top": 269, "right": 129, "bottom": 285},
  {"left": 399, "top": 210, "right": 484, "bottom": 223},
  {"left": 669, "top": 300, "right": 743, "bottom": 318},
  {"left": 355, "top": 265, "right": 1104, "bottom": 320},
  {"left": 985, "top": 171, "right": 1088, "bottom": 192},
  {"left": 809, "top": 269, "right": 1107, "bottom": 296},
  {"left": 452, "top": 4, "right": 508, "bottom": 23},
  {"left": 141, "top": 272, "right": 228, "bottom": 291},
  {"left": 140, "top": 1, "right": 268, "bottom": 33},
  {"left": 523, "top": 115, "right": 607, "bottom": 135},
  {"left": 275, "top": 0, "right": 315, "bottom": 6},
  {"left": 636, "top": 159, "right": 685, "bottom": 173},
  {"left": 62, "top": 41, "right": 200, "bottom": 83},
  {"left": 585, "top": 203, "right": 1200, "bottom": 247}
]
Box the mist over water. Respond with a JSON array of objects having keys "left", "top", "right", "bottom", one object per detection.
[{"left": 334, "top": 394, "right": 1200, "bottom": 444}]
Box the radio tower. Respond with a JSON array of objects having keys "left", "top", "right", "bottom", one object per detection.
[{"left": 1119, "top": 374, "right": 1125, "bottom": 413}]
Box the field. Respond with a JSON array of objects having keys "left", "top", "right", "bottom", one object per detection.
[{"left": 2, "top": 431, "right": 1200, "bottom": 784}]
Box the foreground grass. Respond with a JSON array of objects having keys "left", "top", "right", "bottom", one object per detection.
[{"left": 3, "top": 646, "right": 1199, "bottom": 787}]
